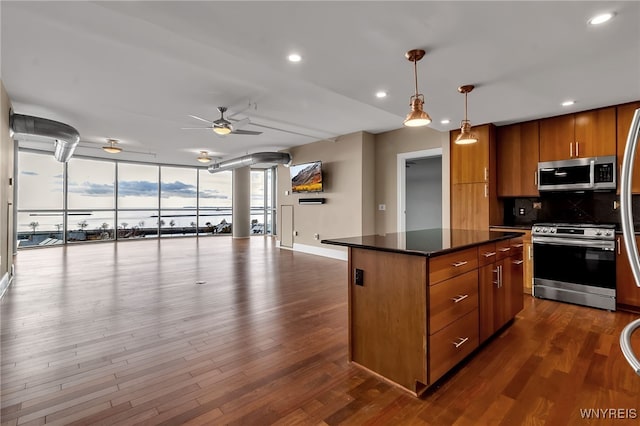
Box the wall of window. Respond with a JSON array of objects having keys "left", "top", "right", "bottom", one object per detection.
[{"left": 15, "top": 150, "right": 253, "bottom": 248}]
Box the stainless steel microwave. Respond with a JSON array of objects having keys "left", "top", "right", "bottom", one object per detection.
[{"left": 537, "top": 156, "right": 616, "bottom": 192}]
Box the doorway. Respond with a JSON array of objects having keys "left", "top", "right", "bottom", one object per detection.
[{"left": 397, "top": 148, "right": 443, "bottom": 232}]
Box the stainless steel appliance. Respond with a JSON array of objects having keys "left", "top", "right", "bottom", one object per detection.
[
  {"left": 532, "top": 223, "right": 616, "bottom": 311},
  {"left": 537, "top": 156, "right": 616, "bottom": 192},
  {"left": 620, "top": 107, "right": 640, "bottom": 374}
]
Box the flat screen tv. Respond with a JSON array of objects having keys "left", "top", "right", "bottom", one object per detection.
[{"left": 290, "top": 161, "right": 323, "bottom": 193}]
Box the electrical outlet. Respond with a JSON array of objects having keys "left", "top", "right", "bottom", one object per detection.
[
  {"left": 294, "top": 230, "right": 298, "bottom": 236},
  {"left": 354, "top": 269, "right": 364, "bottom": 286},
  {"left": 378, "top": 204, "right": 386, "bottom": 211},
  {"left": 313, "top": 233, "right": 319, "bottom": 240},
  {"left": 285, "top": 190, "right": 289, "bottom": 195},
  {"left": 518, "top": 208, "right": 526, "bottom": 216}
]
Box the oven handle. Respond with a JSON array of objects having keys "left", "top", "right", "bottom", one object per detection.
[{"left": 532, "top": 237, "right": 615, "bottom": 250}]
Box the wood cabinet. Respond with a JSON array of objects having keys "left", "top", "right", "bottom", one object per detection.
[
  {"left": 490, "top": 228, "right": 532, "bottom": 295},
  {"left": 479, "top": 237, "right": 524, "bottom": 343},
  {"left": 344, "top": 233, "right": 523, "bottom": 395},
  {"left": 451, "top": 123, "right": 503, "bottom": 230},
  {"left": 451, "top": 124, "right": 492, "bottom": 184},
  {"left": 616, "top": 101, "right": 640, "bottom": 194},
  {"left": 615, "top": 235, "right": 640, "bottom": 310},
  {"left": 496, "top": 121, "right": 539, "bottom": 197},
  {"left": 539, "top": 107, "right": 616, "bottom": 162}
]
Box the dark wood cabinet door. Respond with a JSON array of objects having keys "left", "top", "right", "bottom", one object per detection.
[
  {"left": 617, "top": 101, "right": 640, "bottom": 194},
  {"left": 574, "top": 106, "right": 616, "bottom": 158},
  {"left": 539, "top": 114, "right": 575, "bottom": 161},
  {"left": 478, "top": 263, "right": 497, "bottom": 343},
  {"left": 505, "top": 250, "right": 524, "bottom": 320},
  {"left": 497, "top": 121, "right": 540, "bottom": 196},
  {"left": 616, "top": 235, "right": 640, "bottom": 309}
]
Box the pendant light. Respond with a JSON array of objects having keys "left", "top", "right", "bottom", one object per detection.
[
  {"left": 403, "top": 49, "right": 432, "bottom": 127},
  {"left": 102, "top": 138, "right": 122, "bottom": 153},
  {"left": 197, "top": 151, "right": 212, "bottom": 163},
  {"left": 454, "top": 85, "right": 479, "bottom": 145}
]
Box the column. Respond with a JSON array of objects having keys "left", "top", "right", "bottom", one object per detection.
[{"left": 232, "top": 166, "right": 251, "bottom": 238}]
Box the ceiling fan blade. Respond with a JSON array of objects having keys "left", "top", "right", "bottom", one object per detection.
[
  {"left": 180, "top": 127, "right": 212, "bottom": 130},
  {"left": 189, "top": 114, "right": 214, "bottom": 124},
  {"left": 231, "top": 117, "right": 250, "bottom": 131},
  {"left": 231, "top": 129, "right": 263, "bottom": 135}
]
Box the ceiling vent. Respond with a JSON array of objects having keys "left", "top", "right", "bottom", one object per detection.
[
  {"left": 208, "top": 152, "right": 292, "bottom": 173},
  {"left": 9, "top": 110, "right": 80, "bottom": 162}
]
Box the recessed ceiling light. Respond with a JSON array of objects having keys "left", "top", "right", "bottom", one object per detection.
[
  {"left": 588, "top": 12, "right": 615, "bottom": 25},
  {"left": 375, "top": 91, "right": 387, "bottom": 98},
  {"left": 288, "top": 53, "right": 302, "bottom": 63},
  {"left": 562, "top": 100, "right": 576, "bottom": 107},
  {"left": 440, "top": 119, "right": 451, "bottom": 125}
]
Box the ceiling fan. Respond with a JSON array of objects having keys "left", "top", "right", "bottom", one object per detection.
[{"left": 182, "top": 107, "right": 262, "bottom": 136}]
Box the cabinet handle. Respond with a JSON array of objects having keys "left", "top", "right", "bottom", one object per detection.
[
  {"left": 483, "top": 251, "right": 496, "bottom": 258},
  {"left": 576, "top": 141, "right": 579, "bottom": 157},
  {"left": 513, "top": 243, "right": 524, "bottom": 248},
  {"left": 513, "top": 259, "right": 524, "bottom": 265},
  {"left": 499, "top": 247, "right": 511, "bottom": 252},
  {"left": 453, "top": 337, "right": 469, "bottom": 348},
  {"left": 452, "top": 261, "right": 468, "bottom": 267},
  {"left": 484, "top": 167, "right": 488, "bottom": 182},
  {"left": 528, "top": 245, "right": 533, "bottom": 260},
  {"left": 484, "top": 184, "right": 488, "bottom": 198},
  {"left": 617, "top": 237, "right": 621, "bottom": 255},
  {"left": 451, "top": 294, "right": 469, "bottom": 303},
  {"left": 534, "top": 170, "right": 538, "bottom": 186},
  {"left": 570, "top": 142, "right": 573, "bottom": 158}
]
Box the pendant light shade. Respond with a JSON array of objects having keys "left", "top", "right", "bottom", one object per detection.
[
  {"left": 455, "top": 85, "right": 478, "bottom": 145},
  {"left": 197, "top": 150, "right": 212, "bottom": 163},
  {"left": 102, "top": 138, "right": 122, "bottom": 153},
  {"left": 213, "top": 125, "right": 232, "bottom": 136},
  {"left": 403, "top": 49, "right": 432, "bottom": 127}
]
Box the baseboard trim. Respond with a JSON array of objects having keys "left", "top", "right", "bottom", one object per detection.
[{"left": 276, "top": 240, "right": 347, "bottom": 261}]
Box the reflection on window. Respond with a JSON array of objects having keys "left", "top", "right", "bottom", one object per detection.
[
  {"left": 199, "top": 170, "right": 232, "bottom": 233},
  {"left": 251, "top": 170, "right": 266, "bottom": 234},
  {"left": 159, "top": 209, "right": 198, "bottom": 237},
  {"left": 117, "top": 211, "right": 159, "bottom": 239},
  {"left": 118, "top": 163, "right": 159, "bottom": 209},
  {"left": 67, "top": 211, "right": 115, "bottom": 243},
  {"left": 17, "top": 151, "right": 64, "bottom": 210},
  {"left": 16, "top": 211, "right": 64, "bottom": 247},
  {"left": 67, "top": 157, "right": 116, "bottom": 209}
]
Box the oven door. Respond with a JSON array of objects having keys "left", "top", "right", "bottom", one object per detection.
[{"left": 533, "top": 237, "right": 616, "bottom": 309}]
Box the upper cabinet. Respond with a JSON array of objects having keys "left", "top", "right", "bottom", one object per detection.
[
  {"left": 451, "top": 124, "right": 492, "bottom": 184},
  {"left": 539, "top": 107, "right": 616, "bottom": 162},
  {"left": 616, "top": 101, "right": 640, "bottom": 194},
  {"left": 496, "top": 121, "right": 539, "bottom": 197}
]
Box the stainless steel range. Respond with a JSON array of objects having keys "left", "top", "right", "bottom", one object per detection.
[{"left": 532, "top": 223, "right": 616, "bottom": 311}]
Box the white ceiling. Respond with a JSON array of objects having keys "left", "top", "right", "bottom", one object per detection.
[{"left": 2, "top": 1, "right": 640, "bottom": 166}]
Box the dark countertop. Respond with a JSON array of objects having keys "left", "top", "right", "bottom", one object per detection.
[
  {"left": 490, "top": 225, "right": 533, "bottom": 231},
  {"left": 321, "top": 228, "right": 525, "bottom": 258}
]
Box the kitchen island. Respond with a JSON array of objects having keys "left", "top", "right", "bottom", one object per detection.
[{"left": 322, "top": 228, "right": 525, "bottom": 396}]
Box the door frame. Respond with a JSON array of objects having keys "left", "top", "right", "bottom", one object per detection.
[{"left": 397, "top": 148, "right": 443, "bottom": 233}]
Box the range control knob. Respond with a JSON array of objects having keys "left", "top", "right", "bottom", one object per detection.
[
  {"left": 542, "top": 228, "right": 548, "bottom": 233},
  {"left": 596, "top": 231, "right": 602, "bottom": 236}
]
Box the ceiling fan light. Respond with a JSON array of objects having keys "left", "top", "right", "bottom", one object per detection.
[
  {"left": 197, "top": 151, "right": 212, "bottom": 163},
  {"left": 404, "top": 96, "right": 432, "bottom": 127},
  {"left": 213, "top": 126, "right": 232, "bottom": 135},
  {"left": 455, "top": 120, "right": 478, "bottom": 145},
  {"left": 102, "top": 139, "right": 122, "bottom": 153}
]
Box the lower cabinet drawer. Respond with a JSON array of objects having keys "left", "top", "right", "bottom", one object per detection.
[
  {"left": 429, "top": 270, "right": 478, "bottom": 334},
  {"left": 429, "top": 309, "right": 479, "bottom": 383}
]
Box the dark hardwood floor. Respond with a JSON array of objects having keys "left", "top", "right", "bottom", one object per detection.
[{"left": 1, "top": 236, "right": 639, "bottom": 425}]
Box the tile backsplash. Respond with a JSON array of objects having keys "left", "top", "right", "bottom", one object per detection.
[{"left": 503, "top": 192, "right": 640, "bottom": 228}]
